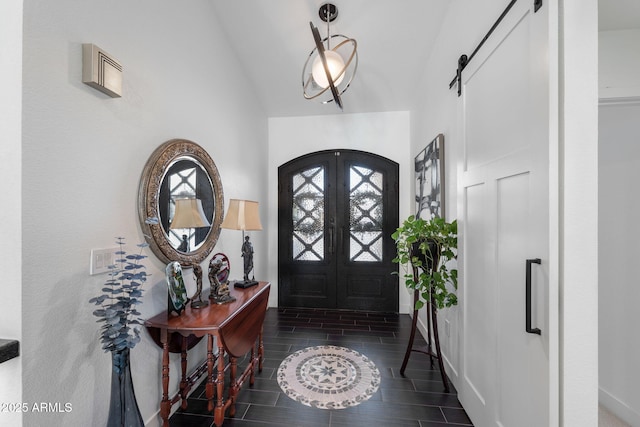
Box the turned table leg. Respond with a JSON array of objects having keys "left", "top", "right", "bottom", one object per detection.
[
  {"left": 258, "top": 328, "right": 264, "bottom": 373},
  {"left": 206, "top": 335, "right": 215, "bottom": 412},
  {"left": 214, "top": 340, "right": 226, "bottom": 427},
  {"left": 160, "top": 330, "right": 171, "bottom": 427},
  {"left": 250, "top": 346, "right": 256, "bottom": 386},
  {"left": 180, "top": 337, "right": 188, "bottom": 409},
  {"left": 229, "top": 356, "right": 238, "bottom": 417}
]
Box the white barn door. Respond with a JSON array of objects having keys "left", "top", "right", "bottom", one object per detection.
[{"left": 458, "top": 2, "right": 552, "bottom": 426}]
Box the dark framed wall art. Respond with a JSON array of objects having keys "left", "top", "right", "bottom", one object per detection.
[{"left": 415, "top": 134, "right": 445, "bottom": 219}]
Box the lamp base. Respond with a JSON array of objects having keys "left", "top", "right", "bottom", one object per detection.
[{"left": 234, "top": 280, "right": 258, "bottom": 289}]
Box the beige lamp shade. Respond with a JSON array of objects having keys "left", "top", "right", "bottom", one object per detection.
[
  {"left": 221, "top": 199, "right": 262, "bottom": 231},
  {"left": 170, "top": 198, "right": 211, "bottom": 229}
]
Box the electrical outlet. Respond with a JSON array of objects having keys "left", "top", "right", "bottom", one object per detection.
[
  {"left": 444, "top": 319, "right": 451, "bottom": 337},
  {"left": 90, "top": 247, "right": 117, "bottom": 275}
]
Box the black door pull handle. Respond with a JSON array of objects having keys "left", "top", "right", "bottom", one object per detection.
[
  {"left": 328, "top": 227, "right": 334, "bottom": 254},
  {"left": 526, "top": 258, "right": 542, "bottom": 335}
]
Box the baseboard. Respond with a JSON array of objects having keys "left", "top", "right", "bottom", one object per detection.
[
  {"left": 414, "top": 313, "right": 459, "bottom": 382},
  {"left": 145, "top": 412, "right": 161, "bottom": 427},
  {"left": 144, "top": 359, "right": 210, "bottom": 426},
  {"left": 441, "top": 351, "right": 459, "bottom": 380},
  {"left": 415, "top": 313, "right": 429, "bottom": 349},
  {"left": 599, "top": 96, "right": 640, "bottom": 106},
  {"left": 599, "top": 386, "right": 640, "bottom": 426}
]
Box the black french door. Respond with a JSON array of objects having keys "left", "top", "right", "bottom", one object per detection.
[{"left": 278, "top": 150, "right": 399, "bottom": 312}]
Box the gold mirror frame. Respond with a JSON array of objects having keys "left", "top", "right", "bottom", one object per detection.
[{"left": 138, "top": 139, "right": 224, "bottom": 265}]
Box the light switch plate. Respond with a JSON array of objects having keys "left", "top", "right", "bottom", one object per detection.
[{"left": 90, "top": 247, "right": 117, "bottom": 275}]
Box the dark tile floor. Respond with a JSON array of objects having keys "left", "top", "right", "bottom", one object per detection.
[{"left": 169, "top": 307, "right": 473, "bottom": 427}]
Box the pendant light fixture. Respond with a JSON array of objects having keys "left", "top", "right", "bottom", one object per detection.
[{"left": 302, "top": 3, "right": 358, "bottom": 110}]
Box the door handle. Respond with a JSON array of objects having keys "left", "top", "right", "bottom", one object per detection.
[
  {"left": 526, "top": 258, "right": 542, "bottom": 335},
  {"left": 328, "top": 227, "right": 334, "bottom": 254}
]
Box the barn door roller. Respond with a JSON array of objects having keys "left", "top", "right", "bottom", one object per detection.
[{"left": 448, "top": 0, "right": 543, "bottom": 96}]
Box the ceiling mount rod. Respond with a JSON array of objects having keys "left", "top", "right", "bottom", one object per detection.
[
  {"left": 448, "top": 0, "right": 519, "bottom": 96},
  {"left": 320, "top": 3, "right": 338, "bottom": 50}
]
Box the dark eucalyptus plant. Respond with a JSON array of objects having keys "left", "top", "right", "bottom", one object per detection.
[
  {"left": 89, "top": 237, "right": 150, "bottom": 354},
  {"left": 392, "top": 215, "right": 458, "bottom": 310}
]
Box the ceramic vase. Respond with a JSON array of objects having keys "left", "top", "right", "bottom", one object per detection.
[{"left": 107, "top": 348, "right": 144, "bottom": 427}]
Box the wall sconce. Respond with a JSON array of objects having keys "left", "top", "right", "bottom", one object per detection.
[
  {"left": 82, "top": 43, "right": 122, "bottom": 98},
  {"left": 302, "top": 3, "right": 358, "bottom": 110}
]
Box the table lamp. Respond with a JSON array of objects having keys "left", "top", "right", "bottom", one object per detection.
[
  {"left": 220, "top": 199, "right": 262, "bottom": 288},
  {"left": 170, "top": 197, "right": 211, "bottom": 308}
]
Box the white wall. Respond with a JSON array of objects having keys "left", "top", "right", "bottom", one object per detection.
[
  {"left": 597, "top": 21, "right": 640, "bottom": 425},
  {"left": 598, "top": 102, "right": 640, "bottom": 426},
  {"left": 267, "top": 112, "right": 413, "bottom": 312},
  {"left": 561, "top": 1, "right": 600, "bottom": 425},
  {"left": 600, "top": 29, "right": 640, "bottom": 100},
  {"left": 0, "top": 1, "right": 23, "bottom": 427},
  {"left": 20, "top": 0, "right": 267, "bottom": 426}
]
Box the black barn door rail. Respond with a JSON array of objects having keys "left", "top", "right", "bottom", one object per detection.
[{"left": 448, "top": 0, "right": 543, "bottom": 96}]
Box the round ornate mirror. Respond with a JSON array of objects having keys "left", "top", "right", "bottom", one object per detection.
[{"left": 138, "top": 139, "right": 224, "bottom": 265}]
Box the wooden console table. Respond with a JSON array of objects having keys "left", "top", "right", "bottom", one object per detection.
[{"left": 145, "top": 281, "right": 270, "bottom": 427}]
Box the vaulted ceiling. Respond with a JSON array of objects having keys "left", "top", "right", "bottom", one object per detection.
[
  {"left": 211, "top": 0, "right": 640, "bottom": 118},
  {"left": 210, "top": 0, "right": 449, "bottom": 117}
]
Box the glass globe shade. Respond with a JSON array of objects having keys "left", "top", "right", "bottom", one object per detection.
[{"left": 311, "top": 50, "right": 345, "bottom": 89}]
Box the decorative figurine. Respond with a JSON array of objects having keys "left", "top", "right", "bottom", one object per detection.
[
  {"left": 177, "top": 234, "right": 189, "bottom": 252},
  {"left": 208, "top": 258, "right": 236, "bottom": 305},
  {"left": 210, "top": 253, "right": 231, "bottom": 283},
  {"left": 238, "top": 235, "right": 258, "bottom": 287},
  {"left": 166, "top": 261, "right": 189, "bottom": 315},
  {"left": 190, "top": 264, "right": 209, "bottom": 308}
]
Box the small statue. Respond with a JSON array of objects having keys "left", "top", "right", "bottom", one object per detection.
[
  {"left": 190, "top": 264, "right": 209, "bottom": 308},
  {"left": 217, "top": 281, "right": 231, "bottom": 299},
  {"left": 208, "top": 258, "right": 235, "bottom": 305},
  {"left": 177, "top": 234, "right": 189, "bottom": 252},
  {"left": 241, "top": 235, "right": 255, "bottom": 282},
  {"left": 166, "top": 261, "right": 189, "bottom": 315},
  {"left": 208, "top": 259, "right": 221, "bottom": 296}
]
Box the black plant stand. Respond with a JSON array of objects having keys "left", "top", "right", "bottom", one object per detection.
[{"left": 400, "top": 266, "right": 450, "bottom": 392}]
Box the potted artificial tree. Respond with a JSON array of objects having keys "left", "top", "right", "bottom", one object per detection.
[
  {"left": 89, "top": 237, "right": 149, "bottom": 427},
  {"left": 392, "top": 215, "right": 457, "bottom": 391}
]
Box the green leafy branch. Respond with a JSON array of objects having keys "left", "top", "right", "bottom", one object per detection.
[
  {"left": 89, "top": 237, "right": 149, "bottom": 354},
  {"left": 392, "top": 216, "right": 458, "bottom": 310}
]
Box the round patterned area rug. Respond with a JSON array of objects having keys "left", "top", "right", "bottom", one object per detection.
[{"left": 277, "top": 345, "right": 381, "bottom": 410}]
